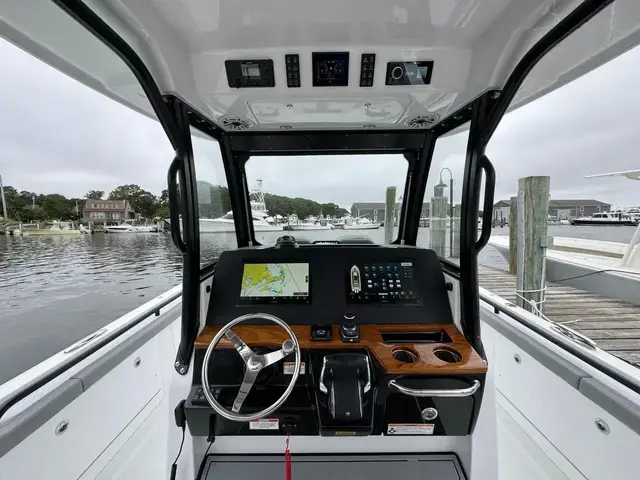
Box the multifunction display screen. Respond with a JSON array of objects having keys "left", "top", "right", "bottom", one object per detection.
[
  {"left": 239, "top": 263, "right": 310, "bottom": 304},
  {"left": 347, "top": 261, "right": 420, "bottom": 305}
]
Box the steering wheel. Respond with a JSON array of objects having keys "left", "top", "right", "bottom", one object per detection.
[{"left": 201, "top": 313, "right": 301, "bottom": 422}]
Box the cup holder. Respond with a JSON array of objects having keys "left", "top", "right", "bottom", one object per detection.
[
  {"left": 434, "top": 347, "right": 462, "bottom": 363},
  {"left": 392, "top": 348, "right": 418, "bottom": 363}
]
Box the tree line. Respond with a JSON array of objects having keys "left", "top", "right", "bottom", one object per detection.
[
  {"left": 1, "top": 184, "right": 169, "bottom": 222},
  {"left": 2, "top": 181, "right": 348, "bottom": 223},
  {"left": 196, "top": 182, "right": 349, "bottom": 219}
]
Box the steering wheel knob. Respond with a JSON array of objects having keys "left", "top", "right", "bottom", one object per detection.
[{"left": 283, "top": 339, "right": 295, "bottom": 354}]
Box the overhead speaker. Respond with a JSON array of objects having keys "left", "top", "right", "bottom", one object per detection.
[
  {"left": 404, "top": 113, "right": 439, "bottom": 129},
  {"left": 220, "top": 116, "right": 253, "bottom": 131}
]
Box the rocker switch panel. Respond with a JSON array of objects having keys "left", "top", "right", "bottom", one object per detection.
[
  {"left": 285, "top": 54, "right": 300, "bottom": 87},
  {"left": 360, "top": 53, "right": 376, "bottom": 87}
]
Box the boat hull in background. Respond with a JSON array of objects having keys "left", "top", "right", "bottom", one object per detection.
[
  {"left": 488, "top": 236, "right": 640, "bottom": 306},
  {"left": 570, "top": 219, "right": 637, "bottom": 226},
  {"left": 284, "top": 224, "right": 334, "bottom": 231},
  {"left": 105, "top": 226, "right": 154, "bottom": 233},
  {"left": 22, "top": 229, "right": 82, "bottom": 236},
  {"left": 343, "top": 223, "right": 381, "bottom": 230},
  {"left": 199, "top": 219, "right": 282, "bottom": 233}
]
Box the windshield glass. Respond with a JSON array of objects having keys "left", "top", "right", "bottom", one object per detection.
[
  {"left": 483, "top": 42, "right": 640, "bottom": 370},
  {"left": 0, "top": 32, "right": 178, "bottom": 385},
  {"left": 245, "top": 155, "right": 408, "bottom": 244},
  {"left": 191, "top": 129, "right": 237, "bottom": 265},
  {"left": 417, "top": 122, "right": 470, "bottom": 265}
]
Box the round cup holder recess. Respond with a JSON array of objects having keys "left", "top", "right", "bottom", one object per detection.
[
  {"left": 392, "top": 348, "right": 418, "bottom": 363},
  {"left": 433, "top": 347, "right": 462, "bottom": 363}
]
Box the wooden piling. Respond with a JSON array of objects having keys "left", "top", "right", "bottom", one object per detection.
[
  {"left": 508, "top": 196, "right": 518, "bottom": 274},
  {"left": 384, "top": 187, "right": 396, "bottom": 244},
  {"left": 430, "top": 196, "right": 447, "bottom": 257},
  {"left": 451, "top": 217, "right": 460, "bottom": 258},
  {"left": 516, "top": 176, "right": 550, "bottom": 313}
]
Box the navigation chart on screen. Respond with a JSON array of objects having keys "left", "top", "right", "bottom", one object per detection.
[{"left": 240, "top": 263, "right": 309, "bottom": 299}]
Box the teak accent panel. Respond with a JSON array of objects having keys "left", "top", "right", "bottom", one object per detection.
[{"left": 195, "top": 324, "right": 487, "bottom": 375}]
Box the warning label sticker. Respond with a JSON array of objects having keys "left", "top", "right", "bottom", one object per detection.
[
  {"left": 249, "top": 419, "right": 279, "bottom": 430},
  {"left": 387, "top": 424, "right": 434, "bottom": 435},
  {"left": 283, "top": 362, "right": 305, "bottom": 375}
]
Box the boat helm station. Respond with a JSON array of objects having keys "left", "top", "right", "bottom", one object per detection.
[{"left": 1, "top": 1, "right": 640, "bottom": 480}]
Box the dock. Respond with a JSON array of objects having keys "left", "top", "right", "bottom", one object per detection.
[{"left": 479, "top": 265, "right": 640, "bottom": 368}]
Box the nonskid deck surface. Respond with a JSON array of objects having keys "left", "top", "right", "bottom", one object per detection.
[
  {"left": 479, "top": 265, "right": 640, "bottom": 368},
  {"left": 199, "top": 454, "right": 466, "bottom": 480}
]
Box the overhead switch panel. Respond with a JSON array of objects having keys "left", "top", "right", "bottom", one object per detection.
[
  {"left": 360, "top": 53, "right": 376, "bottom": 87},
  {"left": 285, "top": 54, "right": 300, "bottom": 88}
]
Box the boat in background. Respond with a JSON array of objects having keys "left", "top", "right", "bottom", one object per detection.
[
  {"left": 569, "top": 211, "right": 637, "bottom": 226},
  {"left": 200, "top": 179, "right": 282, "bottom": 233},
  {"left": 343, "top": 216, "right": 381, "bottom": 230},
  {"left": 200, "top": 210, "right": 282, "bottom": 233},
  {"left": 21, "top": 221, "right": 82, "bottom": 236},
  {"left": 285, "top": 222, "right": 335, "bottom": 231},
  {"left": 284, "top": 213, "right": 335, "bottom": 231},
  {"left": 489, "top": 234, "right": 640, "bottom": 306},
  {"left": 105, "top": 221, "right": 155, "bottom": 233}
]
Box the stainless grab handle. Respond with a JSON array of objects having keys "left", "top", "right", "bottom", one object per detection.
[
  {"left": 388, "top": 379, "right": 481, "bottom": 397},
  {"left": 550, "top": 322, "right": 597, "bottom": 350},
  {"left": 63, "top": 328, "right": 108, "bottom": 353}
]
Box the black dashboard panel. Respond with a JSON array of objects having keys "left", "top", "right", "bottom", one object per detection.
[{"left": 206, "top": 245, "right": 453, "bottom": 326}]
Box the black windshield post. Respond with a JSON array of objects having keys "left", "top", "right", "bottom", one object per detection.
[
  {"left": 219, "top": 137, "right": 252, "bottom": 247},
  {"left": 400, "top": 134, "right": 436, "bottom": 245},
  {"left": 459, "top": 93, "right": 495, "bottom": 358},
  {"left": 172, "top": 101, "right": 202, "bottom": 375},
  {"left": 238, "top": 155, "right": 258, "bottom": 246}
]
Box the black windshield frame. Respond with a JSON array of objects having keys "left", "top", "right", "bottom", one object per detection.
[{"left": 51, "top": 0, "right": 615, "bottom": 375}]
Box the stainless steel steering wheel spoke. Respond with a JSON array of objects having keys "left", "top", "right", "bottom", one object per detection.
[
  {"left": 232, "top": 368, "right": 259, "bottom": 413},
  {"left": 225, "top": 329, "right": 255, "bottom": 364},
  {"left": 262, "top": 339, "right": 295, "bottom": 367}
]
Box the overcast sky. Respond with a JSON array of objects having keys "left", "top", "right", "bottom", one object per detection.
[{"left": 1, "top": 36, "right": 639, "bottom": 210}]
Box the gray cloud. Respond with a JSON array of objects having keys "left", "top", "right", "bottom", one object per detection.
[{"left": 1, "top": 36, "right": 639, "bottom": 210}]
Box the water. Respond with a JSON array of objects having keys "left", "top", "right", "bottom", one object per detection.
[{"left": 1, "top": 225, "right": 637, "bottom": 385}]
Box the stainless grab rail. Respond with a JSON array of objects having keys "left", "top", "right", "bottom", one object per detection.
[
  {"left": 0, "top": 286, "right": 182, "bottom": 420},
  {"left": 550, "top": 322, "right": 597, "bottom": 350},
  {"left": 388, "top": 379, "right": 481, "bottom": 397},
  {"left": 63, "top": 328, "right": 108, "bottom": 353}
]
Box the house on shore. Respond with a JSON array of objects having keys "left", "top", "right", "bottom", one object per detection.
[{"left": 83, "top": 200, "right": 135, "bottom": 223}]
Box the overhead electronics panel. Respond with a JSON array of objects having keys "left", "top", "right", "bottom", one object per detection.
[
  {"left": 385, "top": 61, "right": 434, "bottom": 86},
  {"left": 312, "top": 52, "right": 349, "bottom": 87},
  {"left": 225, "top": 59, "right": 275, "bottom": 88}
]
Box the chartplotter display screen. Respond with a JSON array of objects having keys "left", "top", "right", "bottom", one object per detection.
[{"left": 239, "top": 263, "right": 310, "bottom": 304}]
